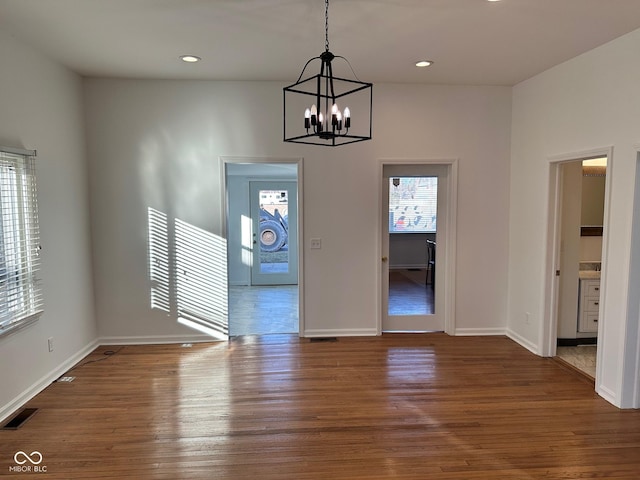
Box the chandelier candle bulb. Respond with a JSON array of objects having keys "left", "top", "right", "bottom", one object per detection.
[
  {"left": 304, "top": 108, "right": 311, "bottom": 129},
  {"left": 331, "top": 104, "right": 339, "bottom": 126},
  {"left": 310, "top": 104, "right": 318, "bottom": 125},
  {"left": 343, "top": 107, "right": 351, "bottom": 129}
]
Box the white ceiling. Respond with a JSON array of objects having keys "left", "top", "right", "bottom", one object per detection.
[{"left": 1, "top": 0, "right": 640, "bottom": 86}]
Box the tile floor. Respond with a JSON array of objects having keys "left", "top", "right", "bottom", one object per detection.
[
  {"left": 228, "top": 285, "right": 299, "bottom": 336},
  {"left": 556, "top": 345, "right": 597, "bottom": 378}
]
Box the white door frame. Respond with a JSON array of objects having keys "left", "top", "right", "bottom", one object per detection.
[
  {"left": 377, "top": 158, "right": 458, "bottom": 336},
  {"left": 626, "top": 148, "right": 640, "bottom": 407},
  {"left": 542, "top": 147, "right": 613, "bottom": 369},
  {"left": 220, "top": 156, "right": 305, "bottom": 337}
]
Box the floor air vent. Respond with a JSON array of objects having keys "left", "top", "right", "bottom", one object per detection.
[
  {"left": 310, "top": 337, "right": 338, "bottom": 343},
  {"left": 2, "top": 408, "right": 38, "bottom": 430}
]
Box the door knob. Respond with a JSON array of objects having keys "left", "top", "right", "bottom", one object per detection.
[{"left": 381, "top": 256, "right": 388, "bottom": 262}]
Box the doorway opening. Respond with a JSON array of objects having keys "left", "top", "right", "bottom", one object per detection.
[
  {"left": 380, "top": 161, "right": 457, "bottom": 334},
  {"left": 545, "top": 151, "right": 610, "bottom": 380},
  {"left": 387, "top": 176, "right": 437, "bottom": 317},
  {"left": 223, "top": 159, "right": 302, "bottom": 337}
]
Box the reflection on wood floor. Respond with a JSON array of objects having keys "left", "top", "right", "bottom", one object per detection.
[
  {"left": 389, "top": 268, "right": 434, "bottom": 315},
  {"left": 7, "top": 334, "right": 638, "bottom": 479},
  {"left": 228, "top": 285, "right": 299, "bottom": 336}
]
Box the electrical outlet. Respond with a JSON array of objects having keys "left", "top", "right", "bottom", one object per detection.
[
  {"left": 310, "top": 238, "right": 322, "bottom": 249},
  {"left": 47, "top": 337, "right": 54, "bottom": 352},
  {"left": 525, "top": 312, "right": 531, "bottom": 325}
]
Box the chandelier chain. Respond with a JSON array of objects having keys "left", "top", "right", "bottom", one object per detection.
[{"left": 325, "top": 0, "right": 330, "bottom": 52}]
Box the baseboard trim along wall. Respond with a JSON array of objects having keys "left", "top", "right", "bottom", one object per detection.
[
  {"left": 454, "top": 327, "right": 507, "bottom": 336},
  {"left": 0, "top": 327, "right": 553, "bottom": 424},
  {"left": 98, "top": 334, "right": 219, "bottom": 345},
  {"left": 0, "top": 339, "right": 99, "bottom": 424},
  {"left": 1, "top": 334, "right": 225, "bottom": 423},
  {"left": 506, "top": 328, "right": 539, "bottom": 355},
  {"left": 304, "top": 328, "right": 379, "bottom": 338},
  {"left": 596, "top": 383, "right": 618, "bottom": 408},
  {"left": 389, "top": 264, "right": 428, "bottom": 270}
]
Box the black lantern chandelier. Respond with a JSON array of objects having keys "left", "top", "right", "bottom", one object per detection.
[{"left": 283, "top": 0, "right": 373, "bottom": 146}]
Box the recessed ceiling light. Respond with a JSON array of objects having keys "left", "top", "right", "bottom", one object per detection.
[
  {"left": 415, "top": 60, "right": 433, "bottom": 68},
  {"left": 487, "top": 0, "right": 501, "bottom": 2},
  {"left": 180, "top": 55, "right": 201, "bottom": 63}
]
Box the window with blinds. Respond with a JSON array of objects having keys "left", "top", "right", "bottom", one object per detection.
[
  {"left": 0, "top": 147, "right": 43, "bottom": 337},
  {"left": 389, "top": 176, "right": 438, "bottom": 233}
]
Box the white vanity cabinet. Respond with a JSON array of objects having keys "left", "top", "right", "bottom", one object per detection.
[{"left": 578, "top": 278, "right": 600, "bottom": 333}]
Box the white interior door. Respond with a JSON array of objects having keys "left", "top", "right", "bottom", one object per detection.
[
  {"left": 381, "top": 164, "right": 449, "bottom": 332},
  {"left": 250, "top": 181, "right": 298, "bottom": 285}
]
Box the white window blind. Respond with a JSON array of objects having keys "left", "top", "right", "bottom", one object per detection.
[
  {"left": 0, "top": 147, "right": 43, "bottom": 337},
  {"left": 389, "top": 176, "right": 438, "bottom": 233}
]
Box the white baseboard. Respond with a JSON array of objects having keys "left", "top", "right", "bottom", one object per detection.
[
  {"left": 98, "top": 334, "right": 219, "bottom": 345},
  {"left": 596, "top": 383, "right": 619, "bottom": 408},
  {"left": 1, "top": 334, "right": 223, "bottom": 423},
  {"left": 454, "top": 327, "right": 507, "bottom": 336},
  {"left": 0, "top": 339, "right": 99, "bottom": 424},
  {"left": 303, "top": 328, "right": 379, "bottom": 338},
  {"left": 389, "top": 264, "right": 428, "bottom": 270},
  {"left": 506, "top": 328, "right": 540, "bottom": 355}
]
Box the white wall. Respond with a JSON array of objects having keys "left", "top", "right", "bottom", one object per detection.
[
  {"left": 580, "top": 236, "right": 603, "bottom": 262},
  {"left": 0, "top": 30, "right": 97, "bottom": 420},
  {"left": 83, "top": 80, "right": 511, "bottom": 340},
  {"left": 389, "top": 234, "right": 435, "bottom": 269},
  {"left": 373, "top": 85, "right": 512, "bottom": 334},
  {"left": 509, "top": 28, "right": 640, "bottom": 407}
]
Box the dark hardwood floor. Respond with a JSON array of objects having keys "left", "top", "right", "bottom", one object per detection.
[
  {"left": 1, "top": 334, "right": 639, "bottom": 479},
  {"left": 389, "top": 269, "right": 434, "bottom": 315}
]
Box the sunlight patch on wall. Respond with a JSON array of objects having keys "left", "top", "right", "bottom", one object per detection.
[
  {"left": 176, "top": 218, "right": 228, "bottom": 339},
  {"left": 147, "top": 207, "right": 228, "bottom": 339}
]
